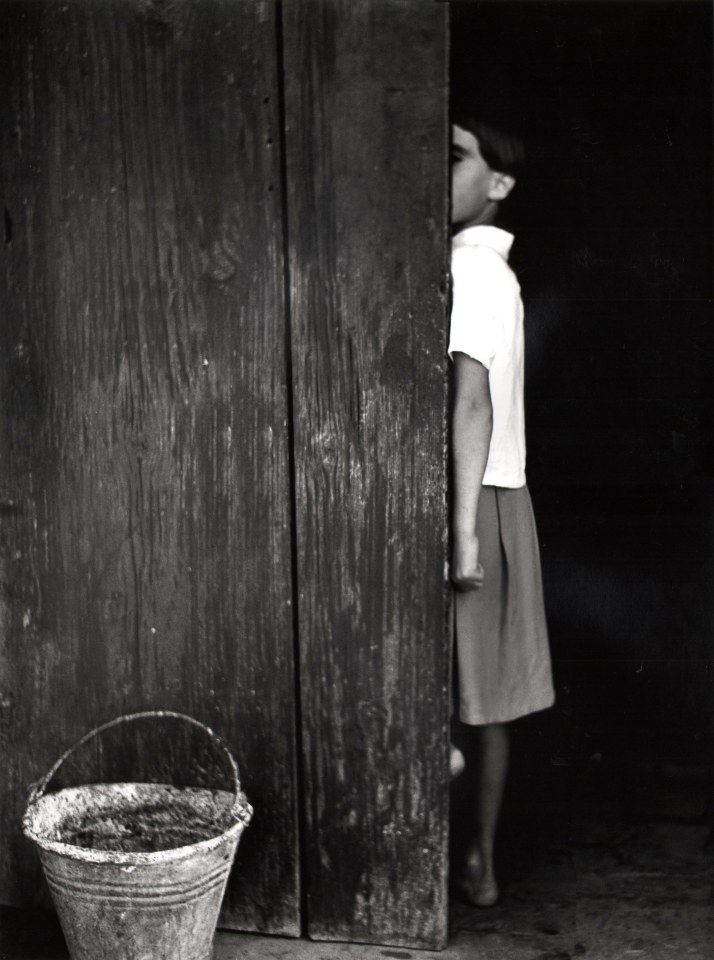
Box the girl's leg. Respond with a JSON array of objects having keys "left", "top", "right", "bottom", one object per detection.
[
  {"left": 450, "top": 742, "right": 466, "bottom": 777},
  {"left": 463, "top": 722, "right": 509, "bottom": 906}
]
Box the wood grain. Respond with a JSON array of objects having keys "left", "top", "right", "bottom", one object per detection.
[
  {"left": 0, "top": 0, "right": 299, "bottom": 934},
  {"left": 281, "top": 1, "right": 450, "bottom": 948}
]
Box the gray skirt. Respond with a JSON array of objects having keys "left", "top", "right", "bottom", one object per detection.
[{"left": 453, "top": 485, "right": 555, "bottom": 725}]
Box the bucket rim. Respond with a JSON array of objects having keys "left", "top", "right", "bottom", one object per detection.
[{"left": 23, "top": 783, "right": 253, "bottom": 865}]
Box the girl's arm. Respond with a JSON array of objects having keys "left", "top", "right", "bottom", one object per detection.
[{"left": 451, "top": 351, "right": 493, "bottom": 590}]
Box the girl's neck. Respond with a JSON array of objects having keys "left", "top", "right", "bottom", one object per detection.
[{"left": 453, "top": 204, "right": 498, "bottom": 235}]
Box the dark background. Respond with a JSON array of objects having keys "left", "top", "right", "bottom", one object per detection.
[{"left": 451, "top": 1, "right": 713, "bottom": 770}]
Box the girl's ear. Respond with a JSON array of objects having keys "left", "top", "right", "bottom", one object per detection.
[{"left": 488, "top": 172, "right": 516, "bottom": 202}]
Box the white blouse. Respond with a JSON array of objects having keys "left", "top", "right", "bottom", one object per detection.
[{"left": 449, "top": 225, "right": 527, "bottom": 489}]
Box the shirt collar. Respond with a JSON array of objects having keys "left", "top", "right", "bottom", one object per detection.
[{"left": 452, "top": 225, "right": 514, "bottom": 260}]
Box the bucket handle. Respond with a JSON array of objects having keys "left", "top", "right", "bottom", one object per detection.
[{"left": 28, "top": 711, "right": 249, "bottom": 824}]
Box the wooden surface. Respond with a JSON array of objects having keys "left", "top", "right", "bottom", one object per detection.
[
  {"left": 0, "top": 0, "right": 300, "bottom": 934},
  {"left": 281, "top": 1, "right": 450, "bottom": 948}
]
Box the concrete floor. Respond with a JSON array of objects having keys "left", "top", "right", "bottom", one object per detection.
[{"left": 2, "top": 719, "right": 712, "bottom": 960}]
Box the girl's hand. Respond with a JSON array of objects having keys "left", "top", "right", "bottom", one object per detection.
[{"left": 451, "top": 529, "right": 485, "bottom": 591}]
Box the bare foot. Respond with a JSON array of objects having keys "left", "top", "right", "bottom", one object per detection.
[
  {"left": 450, "top": 744, "right": 466, "bottom": 778},
  {"left": 459, "top": 849, "right": 499, "bottom": 907}
]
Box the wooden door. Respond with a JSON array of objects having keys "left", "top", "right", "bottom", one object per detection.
[
  {"left": 0, "top": 0, "right": 300, "bottom": 935},
  {"left": 282, "top": 1, "right": 450, "bottom": 948},
  {"left": 0, "top": 0, "right": 450, "bottom": 947}
]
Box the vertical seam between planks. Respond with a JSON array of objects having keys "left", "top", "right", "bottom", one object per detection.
[
  {"left": 442, "top": 6, "right": 453, "bottom": 941},
  {"left": 275, "top": 0, "right": 309, "bottom": 938}
]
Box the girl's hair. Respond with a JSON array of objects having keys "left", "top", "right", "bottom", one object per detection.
[{"left": 452, "top": 112, "right": 526, "bottom": 178}]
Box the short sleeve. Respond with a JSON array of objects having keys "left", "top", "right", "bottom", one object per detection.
[{"left": 448, "top": 246, "right": 504, "bottom": 369}]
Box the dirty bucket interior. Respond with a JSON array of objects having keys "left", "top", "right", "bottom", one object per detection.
[{"left": 26, "top": 783, "right": 239, "bottom": 855}]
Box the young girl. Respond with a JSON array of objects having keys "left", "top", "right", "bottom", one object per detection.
[{"left": 449, "top": 115, "right": 555, "bottom": 907}]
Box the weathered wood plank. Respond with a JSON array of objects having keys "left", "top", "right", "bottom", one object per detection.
[
  {"left": 281, "top": 1, "right": 450, "bottom": 948},
  {"left": 0, "top": 0, "right": 299, "bottom": 934}
]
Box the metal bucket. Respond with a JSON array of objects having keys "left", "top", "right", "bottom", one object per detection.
[{"left": 23, "top": 712, "right": 253, "bottom": 960}]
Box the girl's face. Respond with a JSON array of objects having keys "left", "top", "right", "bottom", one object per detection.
[{"left": 450, "top": 124, "right": 513, "bottom": 230}]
